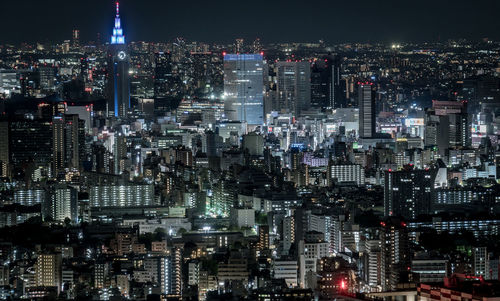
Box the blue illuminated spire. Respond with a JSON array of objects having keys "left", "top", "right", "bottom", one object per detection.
[{"left": 111, "top": 2, "right": 125, "bottom": 44}]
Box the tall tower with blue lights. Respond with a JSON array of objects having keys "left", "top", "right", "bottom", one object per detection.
[
  {"left": 111, "top": 1, "right": 125, "bottom": 45},
  {"left": 107, "top": 1, "right": 130, "bottom": 118}
]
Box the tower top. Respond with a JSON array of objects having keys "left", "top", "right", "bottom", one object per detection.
[{"left": 111, "top": 1, "right": 125, "bottom": 44}]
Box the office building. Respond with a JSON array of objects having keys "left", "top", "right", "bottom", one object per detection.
[
  {"left": 242, "top": 132, "right": 264, "bottom": 156},
  {"left": 384, "top": 168, "right": 437, "bottom": 219},
  {"left": 273, "top": 260, "right": 299, "bottom": 288},
  {"left": 9, "top": 119, "right": 52, "bottom": 170},
  {"left": 276, "top": 61, "right": 311, "bottom": 115},
  {"left": 311, "top": 55, "right": 344, "bottom": 109},
  {"left": 425, "top": 100, "right": 469, "bottom": 154},
  {"left": 38, "top": 67, "right": 56, "bottom": 92},
  {"left": 223, "top": 54, "right": 264, "bottom": 126},
  {"left": 328, "top": 163, "right": 365, "bottom": 186},
  {"left": 154, "top": 52, "right": 173, "bottom": 98},
  {"left": 230, "top": 208, "right": 255, "bottom": 228},
  {"left": 107, "top": 2, "right": 130, "bottom": 118},
  {"left": 0, "top": 69, "right": 20, "bottom": 97},
  {"left": 52, "top": 114, "right": 85, "bottom": 174},
  {"left": 217, "top": 258, "right": 249, "bottom": 285},
  {"left": 412, "top": 259, "right": 449, "bottom": 283}
]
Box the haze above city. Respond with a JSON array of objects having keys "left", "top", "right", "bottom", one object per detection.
[{"left": 1, "top": 0, "right": 500, "bottom": 44}]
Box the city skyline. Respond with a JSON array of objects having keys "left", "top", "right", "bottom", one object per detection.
[
  {"left": 1, "top": 0, "right": 500, "bottom": 44},
  {"left": 0, "top": 1, "right": 499, "bottom": 300}
]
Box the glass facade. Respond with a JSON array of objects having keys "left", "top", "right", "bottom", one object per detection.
[{"left": 223, "top": 54, "right": 264, "bottom": 125}]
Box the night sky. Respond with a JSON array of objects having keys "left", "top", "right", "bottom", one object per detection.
[{"left": 1, "top": 0, "right": 499, "bottom": 44}]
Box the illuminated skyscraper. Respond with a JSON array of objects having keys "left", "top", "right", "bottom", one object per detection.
[
  {"left": 223, "top": 54, "right": 264, "bottom": 126},
  {"left": 358, "top": 82, "right": 376, "bottom": 138},
  {"left": 110, "top": 2, "right": 125, "bottom": 45},
  {"left": 107, "top": 1, "right": 130, "bottom": 118}
]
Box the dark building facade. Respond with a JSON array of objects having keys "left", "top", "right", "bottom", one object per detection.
[{"left": 384, "top": 168, "right": 437, "bottom": 219}]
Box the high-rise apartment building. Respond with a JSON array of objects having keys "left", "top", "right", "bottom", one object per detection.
[
  {"left": 52, "top": 116, "right": 65, "bottom": 174},
  {"left": 0, "top": 121, "right": 8, "bottom": 177},
  {"left": 328, "top": 163, "right": 365, "bottom": 186},
  {"left": 358, "top": 83, "right": 376, "bottom": 138},
  {"left": 363, "top": 239, "right": 382, "bottom": 289},
  {"left": 43, "top": 185, "right": 78, "bottom": 222},
  {"left": 380, "top": 219, "right": 409, "bottom": 291},
  {"left": 13, "top": 189, "right": 46, "bottom": 206},
  {"left": 258, "top": 225, "right": 270, "bottom": 251},
  {"left": 89, "top": 183, "right": 155, "bottom": 207},
  {"left": 35, "top": 253, "right": 62, "bottom": 292}
]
